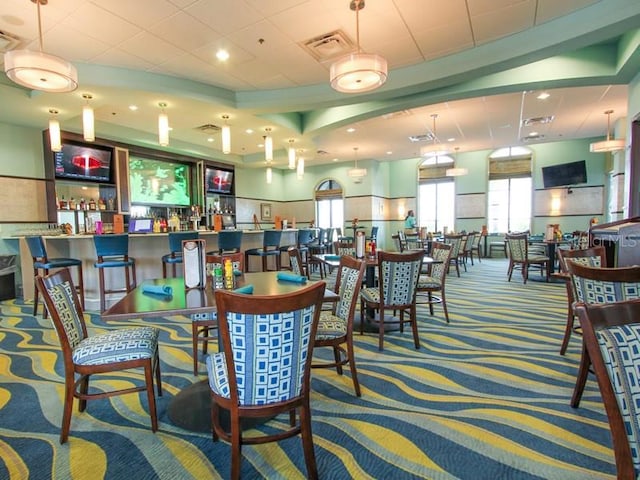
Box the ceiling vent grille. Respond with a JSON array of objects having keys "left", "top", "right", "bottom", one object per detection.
[
  {"left": 408, "top": 133, "right": 435, "bottom": 143},
  {"left": 522, "top": 133, "right": 545, "bottom": 141},
  {"left": 300, "top": 30, "right": 355, "bottom": 62},
  {"left": 0, "top": 30, "right": 21, "bottom": 53},
  {"left": 195, "top": 124, "right": 221, "bottom": 133},
  {"left": 522, "top": 115, "right": 554, "bottom": 126}
]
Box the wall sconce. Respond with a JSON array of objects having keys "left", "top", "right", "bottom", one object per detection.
[
  {"left": 158, "top": 102, "right": 169, "bottom": 147},
  {"left": 82, "top": 93, "right": 94, "bottom": 142},
  {"left": 48, "top": 108, "right": 61, "bottom": 152}
]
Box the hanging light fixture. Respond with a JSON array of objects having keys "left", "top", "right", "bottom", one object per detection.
[
  {"left": 288, "top": 140, "right": 296, "bottom": 169},
  {"left": 421, "top": 114, "right": 451, "bottom": 157},
  {"left": 158, "top": 102, "right": 169, "bottom": 147},
  {"left": 82, "top": 93, "right": 95, "bottom": 142},
  {"left": 48, "top": 109, "right": 61, "bottom": 152},
  {"left": 297, "top": 155, "right": 305, "bottom": 179},
  {"left": 590, "top": 110, "right": 626, "bottom": 153},
  {"left": 446, "top": 147, "right": 468, "bottom": 177},
  {"left": 4, "top": 0, "right": 78, "bottom": 93},
  {"left": 221, "top": 115, "right": 231, "bottom": 154},
  {"left": 264, "top": 128, "right": 273, "bottom": 163},
  {"left": 266, "top": 166, "right": 272, "bottom": 184},
  {"left": 347, "top": 147, "right": 367, "bottom": 181},
  {"left": 330, "top": 0, "right": 387, "bottom": 94}
]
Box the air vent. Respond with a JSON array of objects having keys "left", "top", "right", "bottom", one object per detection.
[
  {"left": 0, "top": 30, "right": 20, "bottom": 53},
  {"left": 316, "top": 149, "right": 329, "bottom": 155},
  {"left": 408, "top": 133, "right": 435, "bottom": 143},
  {"left": 383, "top": 110, "right": 412, "bottom": 120},
  {"left": 522, "top": 115, "right": 554, "bottom": 126},
  {"left": 522, "top": 133, "right": 545, "bottom": 141},
  {"left": 300, "top": 30, "right": 354, "bottom": 62},
  {"left": 195, "top": 124, "right": 221, "bottom": 133}
]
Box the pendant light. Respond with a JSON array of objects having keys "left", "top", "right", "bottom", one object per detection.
[
  {"left": 330, "top": 0, "right": 388, "bottom": 93},
  {"left": 446, "top": 147, "right": 468, "bottom": 177},
  {"left": 221, "top": 115, "right": 231, "bottom": 154},
  {"left": 82, "top": 94, "right": 95, "bottom": 142},
  {"left": 266, "top": 166, "right": 272, "bottom": 184},
  {"left": 48, "top": 109, "right": 61, "bottom": 152},
  {"left": 264, "top": 128, "right": 273, "bottom": 163},
  {"left": 297, "top": 155, "right": 305, "bottom": 179},
  {"left": 589, "top": 110, "right": 626, "bottom": 153},
  {"left": 421, "top": 114, "right": 450, "bottom": 157},
  {"left": 4, "top": 0, "right": 78, "bottom": 93},
  {"left": 158, "top": 102, "right": 169, "bottom": 147},
  {"left": 347, "top": 146, "right": 367, "bottom": 181},
  {"left": 288, "top": 140, "right": 296, "bottom": 169}
]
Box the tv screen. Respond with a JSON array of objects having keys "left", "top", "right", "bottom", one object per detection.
[
  {"left": 128, "top": 157, "right": 191, "bottom": 207},
  {"left": 205, "top": 168, "right": 233, "bottom": 194},
  {"left": 542, "top": 160, "right": 587, "bottom": 188},
  {"left": 54, "top": 142, "right": 113, "bottom": 183}
]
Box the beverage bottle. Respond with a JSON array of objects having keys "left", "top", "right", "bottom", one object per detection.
[{"left": 224, "top": 259, "right": 234, "bottom": 289}]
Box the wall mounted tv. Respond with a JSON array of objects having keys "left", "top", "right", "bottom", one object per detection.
[
  {"left": 128, "top": 157, "right": 191, "bottom": 207},
  {"left": 54, "top": 142, "right": 113, "bottom": 183},
  {"left": 205, "top": 167, "right": 234, "bottom": 194},
  {"left": 542, "top": 160, "right": 587, "bottom": 188}
]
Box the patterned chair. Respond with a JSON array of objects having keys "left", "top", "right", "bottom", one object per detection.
[
  {"left": 287, "top": 246, "right": 306, "bottom": 277},
  {"left": 565, "top": 262, "right": 640, "bottom": 408},
  {"left": 556, "top": 246, "right": 607, "bottom": 355},
  {"left": 206, "top": 281, "right": 325, "bottom": 480},
  {"left": 190, "top": 251, "right": 244, "bottom": 376},
  {"left": 461, "top": 232, "right": 476, "bottom": 268},
  {"left": 505, "top": 233, "right": 549, "bottom": 283},
  {"left": 334, "top": 239, "right": 355, "bottom": 256},
  {"left": 35, "top": 268, "right": 162, "bottom": 444},
  {"left": 575, "top": 299, "right": 640, "bottom": 480},
  {"left": 161, "top": 231, "right": 199, "bottom": 278},
  {"left": 416, "top": 242, "right": 453, "bottom": 323},
  {"left": 312, "top": 255, "right": 366, "bottom": 396},
  {"left": 443, "top": 234, "right": 464, "bottom": 277},
  {"left": 360, "top": 250, "right": 424, "bottom": 351}
]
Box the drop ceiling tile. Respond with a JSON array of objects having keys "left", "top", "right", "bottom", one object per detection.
[
  {"left": 90, "top": 0, "right": 180, "bottom": 29},
  {"left": 184, "top": 0, "right": 263, "bottom": 36},
  {"left": 59, "top": 3, "right": 140, "bottom": 46},
  {"left": 119, "top": 31, "right": 186, "bottom": 66},
  {"left": 149, "top": 12, "right": 222, "bottom": 52}
]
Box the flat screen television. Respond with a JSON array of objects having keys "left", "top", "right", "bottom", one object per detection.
[
  {"left": 128, "top": 157, "right": 191, "bottom": 207},
  {"left": 54, "top": 142, "right": 113, "bottom": 183},
  {"left": 205, "top": 167, "right": 233, "bottom": 194},
  {"left": 542, "top": 160, "right": 587, "bottom": 188}
]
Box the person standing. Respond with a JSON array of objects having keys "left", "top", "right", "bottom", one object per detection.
[{"left": 404, "top": 210, "right": 417, "bottom": 234}]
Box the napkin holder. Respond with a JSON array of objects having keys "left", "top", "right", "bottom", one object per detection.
[{"left": 183, "top": 239, "right": 206, "bottom": 289}]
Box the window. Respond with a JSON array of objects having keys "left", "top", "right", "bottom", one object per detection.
[
  {"left": 418, "top": 156, "right": 455, "bottom": 232},
  {"left": 315, "top": 180, "right": 344, "bottom": 233}
]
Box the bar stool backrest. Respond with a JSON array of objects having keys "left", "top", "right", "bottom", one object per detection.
[
  {"left": 168, "top": 231, "right": 199, "bottom": 253},
  {"left": 262, "top": 230, "right": 282, "bottom": 250},
  {"left": 218, "top": 230, "right": 243, "bottom": 253},
  {"left": 26, "top": 236, "right": 47, "bottom": 260},
  {"left": 94, "top": 234, "right": 129, "bottom": 258}
]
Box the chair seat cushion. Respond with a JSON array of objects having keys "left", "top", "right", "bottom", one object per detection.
[
  {"left": 34, "top": 258, "right": 82, "bottom": 270},
  {"left": 527, "top": 255, "right": 549, "bottom": 262},
  {"left": 316, "top": 312, "right": 347, "bottom": 340},
  {"left": 191, "top": 312, "right": 217, "bottom": 323},
  {"left": 417, "top": 276, "right": 439, "bottom": 289},
  {"left": 360, "top": 287, "right": 379, "bottom": 303},
  {"left": 162, "top": 253, "right": 183, "bottom": 264},
  {"left": 72, "top": 326, "right": 158, "bottom": 365},
  {"left": 94, "top": 259, "right": 135, "bottom": 268},
  {"left": 245, "top": 248, "right": 278, "bottom": 256},
  {"left": 206, "top": 352, "right": 230, "bottom": 398}
]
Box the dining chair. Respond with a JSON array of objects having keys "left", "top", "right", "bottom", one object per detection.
[
  {"left": 505, "top": 232, "right": 549, "bottom": 283},
  {"left": 366, "top": 226, "right": 379, "bottom": 243},
  {"left": 359, "top": 250, "right": 424, "bottom": 351},
  {"left": 443, "top": 234, "right": 464, "bottom": 277},
  {"left": 312, "top": 255, "right": 366, "bottom": 396},
  {"left": 93, "top": 233, "right": 137, "bottom": 312},
  {"left": 244, "top": 229, "right": 282, "bottom": 272},
  {"left": 565, "top": 262, "right": 640, "bottom": 408},
  {"left": 161, "top": 231, "right": 199, "bottom": 278},
  {"left": 575, "top": 299, "right": 640, "bottom": 480},
  {"left": 416, "top": 241, "right": 453, "bottom": 323},
  {"left": 205, "top": 281, "right": 325, "bottom": 480},
  {"left": 461, "top": 232, "right": 476, "bottom": 267},
  {"left": 287, "top": 246, "right": 306, "bottom": 277},
  {"left": 470, "top": 232, "right": 482, "bottom": 264},
  {"left": 35, "top": 268, "right": 162, "bottom": 444},
  {"left": 556, "top": 246, "right": 607, "bottom": 355},
  {"left": 190, "top": 251, "right": 244, "bottom": 376},
  {"left": 334, "top": 239, "right": 355, "bottom": 256},
  {"left": 214, "top": 230, "right": 243, "bottom": 254},
  {"left": 25, "top": 235, "right": 84, "bottom": 319}
]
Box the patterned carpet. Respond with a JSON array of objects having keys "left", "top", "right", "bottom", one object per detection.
[{"left": 0, "top": 258, "right": 615, "bottom": 479}]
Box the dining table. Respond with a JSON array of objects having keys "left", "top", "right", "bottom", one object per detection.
[{"left": 102, "top": 271, "right": 336, "bottom": 432}]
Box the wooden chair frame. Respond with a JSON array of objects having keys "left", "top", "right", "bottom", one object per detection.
[
  {"left": 505, "top": 233, "right": 549, "bottom": 283},
  {"left": 416, "top": 241, "right": 453, "bottom": 323}
]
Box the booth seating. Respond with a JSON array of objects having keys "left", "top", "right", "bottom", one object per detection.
[
  {"left": 161, "top": 231, "right": 199, "bottom": 278},
  {"left": 93, "top": 234, "right": 136, "bottom": 312},
  {"left": 244, "top": 229, "right": 282, "bottom": 272},
  {"left": 25, "top": 235, "right": 84, "bottom": 318}
]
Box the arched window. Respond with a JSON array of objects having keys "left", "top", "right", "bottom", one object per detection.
[
  {"left": 315, "top": 179, "right": 344, "bottom": 235},
  {"left": 418, "top": 155, "right": 455, "bottom": 232}
]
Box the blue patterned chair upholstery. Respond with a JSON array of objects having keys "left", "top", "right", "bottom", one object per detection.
[
  {"left": 443, "top": 234, "right": 464, "bottom": 277},
  {"left": 575, "top": 300, "right": 640, "bottom": 480},
  {"left": 505, "top": 233, "right": 549, "bottom": 283},
  {"left": 205, "top": 281, "right": 325, "bottom": 479},
  {"left": 416, "top": 242, "right": 453, "bottom": 323},
  {"left": 35, "top": 268, "right": 162, "bottom": 444},
  {"left": 312, "top": 255, "right": 366, "bottom": 396},
  {"left": 565, "top": 262, "right": 640, "bottom": 408},
  {"left": 190, "top": 251, "right": 244, "bottom": 376},
  {"left": 360, "top": 250, "right": 424, "bottom": 351}
]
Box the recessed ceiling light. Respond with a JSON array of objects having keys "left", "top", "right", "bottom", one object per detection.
[
  {"left": 129, "top": 105, "right": 138, "bottom": 111},
  {"left": 537, "top": 92, "right": 550, "bottom": 100},
  {"left": 447, "top": 137, "right": 456, "bottom": 142},
  {"left": 216, "top": 49, "right": 229, "bottom": 61},
  {"left": 386, "top": 151, "right": 392, "bottom": 155},
  {"left": 245, "top": 128, "right": 253, "bottom": 134},
  {"left": 346, "top": 127, "right": 356, "bottom": 133},
  {"left": 207, "top": 138, "right": 214, "bottom": 143}
]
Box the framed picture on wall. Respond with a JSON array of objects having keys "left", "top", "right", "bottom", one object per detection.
[{"left": 260, "top": 203, "right": 272, "bottom": 220}]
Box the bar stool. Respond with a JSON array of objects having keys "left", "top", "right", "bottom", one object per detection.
[
  {"left": 244, "top": 229, "right": 282, "bottom": 272},
  {"left": 210, "top": 230, "right": 243, "bottom": 255},
  {"left": 162, "top": 231, "right": 199, "bottom": 278},
  {"left": 94, "top": 234, "right": 136, "bottom": 312},
  {"left": 25, "top": 235, "right": 84, "bottom": 318}
]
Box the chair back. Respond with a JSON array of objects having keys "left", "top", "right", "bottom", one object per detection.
[
  {"left": 287, "top": 246, "right": 304, "bottom": 276},
  {"left": 94, "top": 234, "right": 130, "bottom": 257},
  {"left": 262, "top": 229, "right": 282, "bottom": 250},
  {"left": 333, "top": 255, "right": 366, "bottom": 322},
  {"left": 35, "top": 268, "right": 87, "bottom": 359},
  {"left": 25, "top": 236, "right": 48, "bottom": 261},
  {"left": 218, "top": 230, "right": 243, "bottom": 253},
  {"left": 377, "top": 250, "right": 424, "bottom": 306},
  {"left": 557, "top": 245, "right": 607, "bottom": 273},
  {"left": 428, "top": 242, "right": 453, "bottom": 283},
  {"left": 505, "top": 233, "right": 528, "bottom": 262},
  {"left": 334, "top": 240, "right": 355, "bottom": 256},
  {"left": 214, "top": 281, "right": 325, "bottom": 406},
  {"left": 368, "top": 226, "right": 379, "bottom": 241},
  {"left": 566, "top": 262, "right": 640, "bottom": 305},
  {"left": 206, "top": 251, "right": 244, "bottom": 273},
  {"left": 444, "top": 234, "right": 464, "bottom": 257},
  {"left": 463, "top": 233, "right": 475, "bottom": 252},
  {"left": 168, "top": 231, "right": 199, "bottom": 253},
  {"left": 575, "top": 299, "right": 640, "bottom": 478},
  {"left": 297, "top": 229, "right": 315, "bottom": 247},
  {"left": 324, "top": 228, "right": 336, "bottom": 246}
]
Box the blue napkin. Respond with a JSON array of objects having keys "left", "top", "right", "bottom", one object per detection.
[
  {"left": 142, "top": 284, "right": 173, "bottom": 296},
  {"left": 325, "top": 255, "right": 341, "bottom": 261},
  {"left": 233, "top": 269, "right": 243, "bottom": 276},
  {"left": 233, "top": 284, "right": 253, "bottom": 294},
  {"left": 277, "top": 272, "right": 307, "bottom": 284}
]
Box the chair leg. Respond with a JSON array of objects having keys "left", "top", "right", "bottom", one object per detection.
[
  {"left": 378, "top": 309, "right": 385, "bottom": 351},
  {"left": 192, "top": 323, "right": 200, "bottom": 376},
  {"left": 441, "top": 291, "right": 449, "bottom": 323},
  {"left": 60, "top": 377, "right": 75, "bottom": 444},
  {"left": 144, "top": 361, "right": 159, "bottom": 432},
  {"left": 411, "top": 306, "right": 420, "bottom": 349},
  {"left": 346, "top": 342, "right": 361, "bottom": 397},
  {"left": 98, "top": 268, "right": 106, "bottom": 312},
  {"left": 300, "top": 401, "right": 319, "bottom": 480},
  {"left": 76, "top": 265, "right": 85, "bottom": 310},
  {"left": 230, "top": 419, "right": 242, "bottom": 480},
  {"left": 162, "top": 261, "right": 168, "bottom": 279},
  {"left": 154, "top": 351, "right": 163, "bottom": 397},
  {"left": 560, "top": 310, "right": 574, "bottom": 355},
  {"left": 32, "top": 267, "right": 40, "bottom": 317},
  {"left": 571, "top": 344, "right": 591, "bottom": 408},
  {"left": 332, "top": 346, "right": 343, "bottom": 375}
]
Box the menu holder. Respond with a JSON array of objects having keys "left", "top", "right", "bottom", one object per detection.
[{"left": 183, "top": 239, "right": 206, "bottom": 289}]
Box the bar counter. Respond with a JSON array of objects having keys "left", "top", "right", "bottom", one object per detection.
[{"left": 16, "top": 229, "right": 299, "bottom": 311}]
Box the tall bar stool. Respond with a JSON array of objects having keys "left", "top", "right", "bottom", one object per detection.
[
  {"left": 162, "top": 231, "right": 199, "bottom": 278},
  {"left": 244, "top": 229, "right": 282, "bottom": 272},
  {"left": 93, "top": 234, "right": 136, "bottom": 312},
  {"left": 25, "top": 235, "right": 84, "bottom": 318},
  {"left": 212, "top": 230, "right": 243, "bottom": 254}
]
